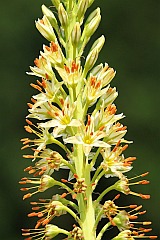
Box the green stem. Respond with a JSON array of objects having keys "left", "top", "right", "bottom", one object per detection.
[
  {"left": 60, "top": 197, "right": 79, "bottom": 212},
  {"left": 91, "top": 166, "right": 102, "bottom": 184},
  {"left": 93, "top": 208, "right": 104, "bottom": 231},
  {"left": 73, "top": 44, "right": 77, "bottom": 60},
  {"left": 60, "top": 229, "right": 71, "bottom": 236},
  {"left": 81, "top": 163, "right": 96, "bottom": 240},
  {"left": 94, "top": 185, "right": 115, "bottom": 207},
  {"left": 55, "top": 180, "right": 74, "bottom": 195},
  {"left": 90, "top": 147, "right": 101, "bottom": 169},
  {"left": 61, "top": 158, "right": 76, "bottom": 174},
  {"left": 96, "top": 222, "right": 111, "bottom": 240},
  {"left": 63, "top": 206, "right": 81, "bottom": 224},
  {"left": 52, "top": 138, "right": 71, "bottom": 154},
  {"left": 82, "top": 101, "right": 89, "bottom": 120},
  {"left": 94, "top": 169, "right": 105, "bottom": 185}
]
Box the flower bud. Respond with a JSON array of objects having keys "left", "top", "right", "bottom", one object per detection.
[
  {"left": 86, "top": 8, "right": 100, "bottom": 24},
  {"left": 90, "top": 35, "right": 105, "bottom": 53},
  {"left": 58, "top": 3, "right": 68, "bottom": 28},
  {"left": 82, "top": 8, "right": 101, "bottom": 40},
  {"left": 36, "top": 16, "right": 57, "bottom": 42},
  {"left": 84, "top": 48, "right": 99, "bottom": 72},
  {"left": 90, "top": 63, "right": 103, "bottom": 76},
  {"left": 71, "top": 22, "right": 81, "bottom": 46},
  {"left": 51, "top": 0, "right": 60, "bottom": 9},
  {"left": 99, "top": 87, "right": 118, "bottom": 108},
  {"left": 77, "top": 0, "right": 89, "bottom": 23},
  {"left": 100, "top": 66, "right": 116, "bottom": 87},
  {"left": 42, "top": 5, "right": 58, "bottom": 32},
  {"left": 45, "top": 224, "right": 68, "bottom": 238}
]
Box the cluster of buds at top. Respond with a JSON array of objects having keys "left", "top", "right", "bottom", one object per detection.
[{"left": 20, "top": 0, "right": 157, "bottom": 240}]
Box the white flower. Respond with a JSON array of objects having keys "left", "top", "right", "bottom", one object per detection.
[
  {"left": 101, "top": 146, "right": 132, "bottom": 179},
  {"left": 93, "top": 103, "right": 125, "bottom": 130},
  {"left": 55, "top": 60, "right": 82, "bottom": 87},
  {"left": 27, "top": 55, "right": 54, "bottom": 79},
  {"left": 83, "top": 75, "right": 110, "bottom": 106},
  {"left": 64, "top": 115, "right": 110, "bottom": 156},
  {"left": 39, "top": 97, "right": 81, "bottom": 137},
  {"left": 41, "top": 41, "right": 65, "bottom": 66}
]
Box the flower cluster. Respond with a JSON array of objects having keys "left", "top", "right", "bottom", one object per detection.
[{"left": 20, "top": 0, "right": 157, "bottom": 239}]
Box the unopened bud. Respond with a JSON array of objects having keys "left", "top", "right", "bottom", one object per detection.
[
  {"left": 58, "top": 3, "right": 68, "bottom": 28},
  {"left": 71, "top": 22, "right": 81, "bottom": 46},
  {"left": 84, "top": 48, "right": 99, "bottom": 72},
  {"left": 86, "top": 7, "right": 100, "bottom": 25},
  {"left": 36, "top": 16, "right": 57, "bottom": 42},
  {"left": 101, "top": 67, "right": 116, "bottom": 87},
  {"left": 51, "top": 0, "right": 60, "bottom": 9},
  {"left": 90, "top": 35, "right": 105, "bottom": 53},
  {"left": 77, "top": 0, "right": 89, "bottom": 23},
  {"left": 82, "top": 8, "right": 101, "bottom": 40},
  {"left": 42, "top": 5, "right": 58, "bottom": 32},
  {"left": 90, "top": 63, "right": 103, "bottom": 76}
]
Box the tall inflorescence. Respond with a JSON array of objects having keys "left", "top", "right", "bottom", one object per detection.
[{"left": 20, "top": 1, "right": 157, "bottom": 239}]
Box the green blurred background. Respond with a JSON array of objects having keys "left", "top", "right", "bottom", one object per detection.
[{"left": 0, "top": 0, "right": 159, "bottom": 239}]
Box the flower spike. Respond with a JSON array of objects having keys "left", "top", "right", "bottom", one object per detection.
[{"left": 20, "top": 1, "right": 157, "bottom": 240}]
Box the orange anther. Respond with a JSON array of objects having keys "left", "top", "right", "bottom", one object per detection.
[
  {"left": 129, "top": 205, "right": 137, "bottom": 208},
  {"left": 140, "top": 194, "right": 150, "bottom": 200},
  {"left": 20, "top": 188, "right": 28, "bottom": 191},
  {"left": 32, "top": 207, "right": 40, "bottom": 211},
  {"left": 51, "top": 41, "right": 58, "bottom": 52},
  {"left": 37, "top": 212, "right": 43, "bottom": 218},
  {"left": 139, "top": 180, "right": 150, "bottom": 185},
  {"left": 64, "top": 65, "right": 70, "bottom": 73},
  {"left": 24, "top": 166, "right": 32, "bottom": 172},
  {"left": 141, "top": 172, "right": 149, "bottom": 177},
  {"left": 27, "top": 103, "right": 33, "bottom": 108},
  {"left": 42, "top": 79, "right": 47, "bottom": 88},
  {"left": 30, "top": 83, "right": 42, "bottom": 92},
  {"left": 24, "top": 126, "right": 33, "bottom": 133},
  {"left": 87, "top": 115, "right": 91, "bottom": 125},
  {"left": 129, "top": 215, "right": 138, "bottom": 220},
  {"left": 23, "top": 193, "right": 32, "bottom": 200},
  {"left": 28, "top": 212, "right": 38, "bottom": 217},
  {"left": 61, "top": 179, "right": 68, "bottom": 183},
  {"left": 60, "top": 193, "right": 67, "bottom": 198},
  {"left": 34, "top": 58, "right": 40, "bottom": 67},
  {"left": 23, "top": 155, "right": 34, "bottom": 159},
  {"left": 35, "top": 221, "right": 41, "bottom": 229},
  {"left": 122, "top": 144, "right": 128, "bottom": 151},
  {"left": 42, "top": 219, "right": 50, "bottom": 225},
  {"left": 26, "top": 119, "right": 33, "bottom": 125},
  {"left": 21, "top": 145, "right": 30, "bottom": 150},
  {"left": 45, "top": 45, "right": 50, "bottom": 51},
  {"left": 74, "top": 174, "right": 78, "bottom": 179}
]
